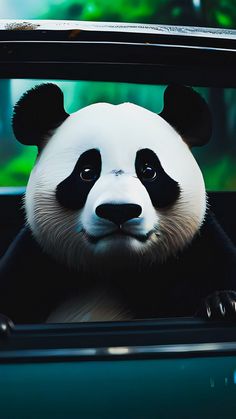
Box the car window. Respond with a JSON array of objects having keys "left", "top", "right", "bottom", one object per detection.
[{"left": 0, "top": 22, "right": 235, "bottom": 328}]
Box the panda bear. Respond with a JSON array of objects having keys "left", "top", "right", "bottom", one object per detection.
[{"left": 0, "top": 83, "right": 235, "bottom": 324}]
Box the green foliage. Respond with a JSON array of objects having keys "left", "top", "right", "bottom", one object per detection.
[
  {"left": 201, "top": 155, "right": 236, "bottom": 191},
  {"left": 41, "top": 0, "right": 236, "bottom": 28},
  {"left": 215, "top": 11, "right": 232, "bottom": 27},
  {"left": 204, "top": 0, "right": 236, "bottom": 28},
  {"left": 42, "top": 0, "right": 161, "bottom": 23},
  {"left": 0, "top": 146, "right": 37, "bottom": 187},
  {"left": 62, "top": 81, "right": 165, "bottom": 114}
]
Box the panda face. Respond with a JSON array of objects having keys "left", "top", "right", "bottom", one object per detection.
[{"left": 25, "top": 102, "right": 206, "bottom": 272}]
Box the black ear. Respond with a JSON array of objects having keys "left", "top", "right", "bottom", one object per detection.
[
  {"left": 159, "top": 85, "right": 212, "bottom": 147},
  {"left": 12, "top": 83, "right": 69, "bottom": 148}
]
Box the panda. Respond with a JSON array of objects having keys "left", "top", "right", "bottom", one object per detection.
[{"left": 0, "top": 83, "right": 235, "bottom": 324}]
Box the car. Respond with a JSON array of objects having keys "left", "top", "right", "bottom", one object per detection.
[{"left": 0, "top": 19, "right": 236, "bottom": 419}]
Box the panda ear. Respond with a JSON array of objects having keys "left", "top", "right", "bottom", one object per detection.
[
  {"left": 159, "top": 85, "right": 212, "bottom": 147},
  {"left": 12, "top": 83, "right": 69, "bottom": 148}
]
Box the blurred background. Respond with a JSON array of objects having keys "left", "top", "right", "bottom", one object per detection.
[{"left": 0, "top": 0, "right": 236, "bottom": 190}]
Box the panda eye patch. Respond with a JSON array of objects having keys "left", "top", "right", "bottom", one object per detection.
[
  {"left": 135, "top": 148, "right": 180, "bottom": 208},
  {"left": 56, "top": 148, "right": 101, "bottom": 210}
]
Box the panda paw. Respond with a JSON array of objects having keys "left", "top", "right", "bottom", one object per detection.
[{"left": 196, "top": 290, "right": 236, "bottom": 320}]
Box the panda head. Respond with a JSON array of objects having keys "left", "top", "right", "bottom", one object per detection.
[{"left": 13, "top": 84, "right": 212, "bottom": 273}]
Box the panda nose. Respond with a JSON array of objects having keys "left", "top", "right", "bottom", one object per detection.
[{"left": 95, "top": 204, "right": 142, "bottom": 225}]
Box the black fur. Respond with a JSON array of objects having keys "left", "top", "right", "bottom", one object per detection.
[
  {"left": 56, "top": 149, "right": 101, "bottom": 210},
  {"left": 135, "top": 148, "right": 180, "bottom": 208},
  {"left": 12, "top": 83, "right": 69, "bottom": 148},
  {"left": 0, "top": 212, "right": 235, "bottom": 323},
  {"left": 160, "top": 85, "right": 212, "bottom": 147}
]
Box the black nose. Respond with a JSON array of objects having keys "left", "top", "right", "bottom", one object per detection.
[{"left": 95, "top": 203, "right": 142, "bottom": 225}]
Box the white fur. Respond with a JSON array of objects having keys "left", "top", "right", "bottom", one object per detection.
[{"left": 25, "top": 102, "right": 206, "bottom": 272}]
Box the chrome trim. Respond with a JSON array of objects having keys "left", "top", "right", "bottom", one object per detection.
[
  {"left": 1, "top": 342, "right": 236, "bottom": 361},
  {"left": 1, "top": 20, "right": 236, "bottom": 40}
]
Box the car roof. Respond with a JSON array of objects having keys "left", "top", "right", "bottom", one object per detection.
[{"left": 0, "top": 19, "right": 236, "bottom": 86}]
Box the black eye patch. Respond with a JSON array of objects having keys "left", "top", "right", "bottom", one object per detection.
[
  {"left": 56, "top": 149, "right": 101, "bottom": 210},
  {"left": 135, "top": 148, "right": 180, "bottom": 208}
]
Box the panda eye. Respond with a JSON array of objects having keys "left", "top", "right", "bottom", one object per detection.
[
  {"left": 80, "top": 166, "right": 99, "bottom": 182},
  {"left": 140, "top": 164, "right": 157, "bottom": 181}
]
